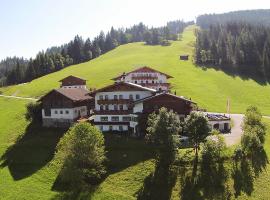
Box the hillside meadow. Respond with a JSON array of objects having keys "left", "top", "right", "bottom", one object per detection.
[
  {"left": 1, "top": 25, "right": 270, "bottom": 199},
  {"left": 1, "top": 26, "right": 270, "bottom": 114},
  {"left": 0, "top": 97, "right": 270, "bottom": 200}
]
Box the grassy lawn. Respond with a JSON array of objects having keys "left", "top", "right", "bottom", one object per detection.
[
  {"left": 0, "top": 98, "right": 155, "bottom": 200},
  {"left": 0, "top": 97, "right": 270, "bottom": 199},
  {"left": 1, "top": 26, "right": 270, "bottom": 114}
]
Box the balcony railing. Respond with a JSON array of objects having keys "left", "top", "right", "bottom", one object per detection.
[
  {"left": 97, "top": 99, "right": 133, "bottom": 104},
  {"left": 131, "top": 76, "right": 158, "bottom": 80},
  {"left": 94, "top": 110, "right": 133, "bottom": 115}
]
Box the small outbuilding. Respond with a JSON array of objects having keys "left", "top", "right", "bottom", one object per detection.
[
  {"left": 205, "top": 113, "right": 231, "bottom": 133},
  {"left": 180, "top": 55, "right": 189, "bottom": 60}
]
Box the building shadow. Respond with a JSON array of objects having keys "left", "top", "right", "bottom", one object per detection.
[
  {"left": 0, "top": 122, "right": 66, "bottom": 180},
  {"left": 103, "top": 134, "right": 155, "bottom": 174}
]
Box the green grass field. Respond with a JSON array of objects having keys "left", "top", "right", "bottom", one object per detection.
[
  {"left": 1, "top": 25, "right": 270, "bottom": 199},
  {"left": 0, "top": 97, "right": 269, "bottom": 200},
  {"left": 1, "top": 26, "right": 270, "bottom": 114}
]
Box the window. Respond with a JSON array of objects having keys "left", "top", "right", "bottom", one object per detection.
[
  {"left": 114, "top": 104, "right": 118, "bottom": 110},
  {"left": 109, "top": 126, "right": 113, "bottom": 131},
  {"left": 99, "top": 95, "right": 103, "bottom": 100},
  {"left": 123, "top": 116, "right": 131, "bottom": 121},
  {"left": 100, "top": 126, "right": 103, "bottom": 131},
  {"left": 114, "top": 95, "right": 118, "bottom": 100},
  {"left": 135, "top": 81, "right": 137, "bottom": 84},
  {"left": 44, "top": 108, "right": 51, "bottom": 116},
  {"left": 54, "top": 110, "right": 58, "bottom": 114},
  {"left": 146, "top": 80, "right": 148, "bottom": 84},
  {"left": 100, "top": 105, "right": 104, "bottom": 110},
  {"left": 101, "top": 117, "right": 108, "bottom": 122},
  {"left": 65, "top": 110, "right": 69, "bottom": 114},
  {"left": 129, "top": 94, "right": 133, "bottom": 100},
  {"left": 136, "top": 94, "right": 140, "bottom": 100},
  {"left": 119, "top": 105, "right": 123, "bottom": 110},
  {"left": 112, "top": 116, "right": 119, "bottom": 121},
  {"left": 105, "top": 105, "right": 109, "bottom": 110},
  {"left": 119, "top": 95, "right": 123, "bottom": 99},
  {"left": 60, "top": 110, "right": 63, "bottom": 114},
  {"left": 119, "top": 126, "right": 123, "bottom": 131},
  {"left": 105, "top": 95, "right": 109, "bottom": 100},
  {"left": 152, "top": 80, "right": 154, "bottom": 83}
]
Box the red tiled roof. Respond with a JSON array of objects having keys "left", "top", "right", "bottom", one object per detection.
[{"left": 112, "top": 66, "right": 173, "bottom": 80}]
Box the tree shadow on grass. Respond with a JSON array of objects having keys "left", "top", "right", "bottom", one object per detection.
[
  {"left": 232, "top": 149, "right": 268, "bottom": 198},
  {"left": 137, "top": 164, "right": 177, "bottom": 200},
  {"left": 195, "top": 64, "right": 269, "bottom": 86},
  {"left": 180, "top": 158, "right": 231, "bottom": 200},
  {"left": 51, "top": 133, "right": 155, "bottom": 199},
  {"left": 0, "top": 122, "right": 66, "bottom": 180},
  {"left": 50, "top": 187, "right": 97, "bottom": 200}
]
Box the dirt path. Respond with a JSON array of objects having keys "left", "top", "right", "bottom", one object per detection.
[{"left": 0, "top": 95, "right": 37, "bottom": 101}]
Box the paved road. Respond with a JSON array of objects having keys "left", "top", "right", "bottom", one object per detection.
[
  {"left": 223, "top": 114, "right": 244, "bottom": 146},
  {"left": 0, "top": 94, "right": 37, "bottom": 101}
]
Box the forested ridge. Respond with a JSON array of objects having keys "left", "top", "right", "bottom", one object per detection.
[
  {"left": 195, "top": 10, "right": 270, "bottom": 82},
  {"left": 0, "top": 20, "right": 193, "bottom": 87},
  {"left": 197, "top": 9, "right": 270, "bottom": 29}
]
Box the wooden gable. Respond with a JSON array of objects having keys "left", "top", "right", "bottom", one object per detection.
[{"left": 59, "top": 75, "right": 86, "bottom": 86}]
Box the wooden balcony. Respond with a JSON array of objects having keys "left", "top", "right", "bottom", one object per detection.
[
  {"left": 97, "top": 99, "right": 133, "bottom": 104},
  {"left": 131, "top": 76, "right": 158, "bottom": 80},
  {"left": 94, "top": 110, "right": 133, "bottom": 115}
]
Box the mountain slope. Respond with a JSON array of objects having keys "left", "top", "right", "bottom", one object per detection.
[{"left": 1, "top": 25, "right": 270, "bottom": 114}]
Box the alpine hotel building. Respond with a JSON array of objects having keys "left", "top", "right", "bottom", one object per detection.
[{"left": 40, "top": 66, "right": 230, "bottom": 134}]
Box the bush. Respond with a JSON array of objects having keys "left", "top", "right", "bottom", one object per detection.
[
  {"left": 201, "top": 134, "right": 226, "bottom": 164},
  {"left": 160, "top": 40, "right": 171, "bottom": 46},
  {"left": 55, "top": 123, "right": 106, "bottom": 187},
  {"left": 25, "top": 102, "right": 42, "bottom": 122}
]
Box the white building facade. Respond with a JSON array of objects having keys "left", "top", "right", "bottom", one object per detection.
[
  {"left": 112, "top": 66, "right": 173, "bottom": 91},
  {"left": 91, "top": 82, "right": 156, "bottom": 133}
]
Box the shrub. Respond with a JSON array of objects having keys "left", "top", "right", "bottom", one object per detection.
[
  {"left": 201, "top": 134, "right": 226, "bottom": 164},
  {"left": 25, "top": 102, "right": 42, "bottom": 122},
  {"left": 55, "top": 123, "right": 106, "bottom": 187}
]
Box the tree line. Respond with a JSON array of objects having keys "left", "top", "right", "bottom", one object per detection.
[
  {"left": 194, "top": 22, "right": 270, "bottom": 81},
  {"left": 197, "top": 9, "right": 270, "bottom": 29},
  {"left": 0, "top": 20, "right": 193, "bottom": 86}
]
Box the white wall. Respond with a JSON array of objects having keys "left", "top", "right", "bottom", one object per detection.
[
  {"left": 133, "top": 102, "right": 143, "bottom": 113},
  {"left": 208, "top": 120, "right": 230, "bottom": 131},
  {"left": 95, "top": 91, "right": 153, "bottom": 110},
  {"left": 94, "top": 114, "right": 132, "bottom": 122},
  {"left": 42, "top": 106, "right": 88, "bottom": 119},
  {"left": 97, "top": 125, "right": 129, "bottom": 132}
]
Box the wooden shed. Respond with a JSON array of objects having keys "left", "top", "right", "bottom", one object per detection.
[{"left": 180, "top": 55, "right": 189, "bottom": 60}]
